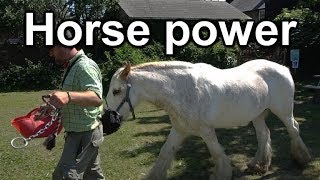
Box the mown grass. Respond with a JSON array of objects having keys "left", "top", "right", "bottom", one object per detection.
[{"left": 0, "top": 83, "right": 319, "bottom": 180}]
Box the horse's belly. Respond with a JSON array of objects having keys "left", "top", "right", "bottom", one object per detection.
[
  {"left": 211, "top": 100, "right": 267, "bottom": 128},
  {"left": 212, "top": 112, "right": 257, "bottom": 128},
  {"left": 206, "top": 95, "right": 268, "bottom": 128}
]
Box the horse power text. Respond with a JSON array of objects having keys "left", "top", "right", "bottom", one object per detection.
[{"left": 25, "top": 12, "right": 298, "bottom": 55}]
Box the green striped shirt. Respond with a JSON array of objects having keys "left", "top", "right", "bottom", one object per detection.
[{"left": 60, "top": 50, "right": 103, "bottom": 132}]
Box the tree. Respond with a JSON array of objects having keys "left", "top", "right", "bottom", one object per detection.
[
  {"left": 62, "top": 0, "right": 120, "bottom": 61},
  {"left": 0, "top": 0, "right": 70, "bottom": 36},
  {"left": 68, "top": 0, "right": 119, "bottom": 21},
  {"left": 275, "top": 0, "right": 320, "bottom": 48},
  {"left": 0, "top": 0, "right": 119, "bottom": 36}
]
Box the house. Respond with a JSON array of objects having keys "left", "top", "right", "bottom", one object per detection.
[
  {"left": 229, "top": 0, "right": 298, "bottom": 21},
  {"left": 118, "top": 0, "right": 251, "bottom": 20},
  {"left": 229, "top": 0, "right": 265, "bottom": 21}
]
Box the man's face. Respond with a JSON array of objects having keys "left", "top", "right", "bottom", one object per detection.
[{"left": 49, "top": 45, "right": 68, "bottom": 65}]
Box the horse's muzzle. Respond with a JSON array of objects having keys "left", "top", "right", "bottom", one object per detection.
[{"left": 99, "top": 108, "right": 123, "bottom": 136}]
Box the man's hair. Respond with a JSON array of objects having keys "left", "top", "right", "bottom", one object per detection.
[{"left": 49, "top": 29, "right": 75, "bottom": 50}]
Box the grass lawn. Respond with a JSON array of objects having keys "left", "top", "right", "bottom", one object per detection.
[{"left": 0, "top": 84, "right": 319, "bottom": 180}]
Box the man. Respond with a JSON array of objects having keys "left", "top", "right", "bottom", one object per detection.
[{"left": 48, "top": 41, "right": 105, "bottom": 179}]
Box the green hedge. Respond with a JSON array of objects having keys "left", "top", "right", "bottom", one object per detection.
[
  {"left": 0, "top": 59, "right": 62, "bottom": 92},
  {"left": 0, "top": 41, "right": 238, "bottom": 92},
  {"left": 176, "top": 41, "right": 239, "bottom": 68},
  {"left": 99, "top": 42, "right": 169, "bottom": 95}
]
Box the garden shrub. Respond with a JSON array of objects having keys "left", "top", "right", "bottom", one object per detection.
[
  {"left": 177, "top": 41, "right": 239, "bottom": 69},
  {"left": 0, "top": 40, "right": 238, "bottom": 93},
  {"left": 0, "top": 59, "right": 62, "bottom": 92},
  {"left": 99, "top": 42, "right": 170, "bottom": 95}
]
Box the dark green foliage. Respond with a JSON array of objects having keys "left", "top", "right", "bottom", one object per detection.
[
  {"left": 0, "top": 0, "right": 68, "bottom": 35},
  {"left": 99, "top": 42, "right": 170, "bottom": 95},
  {"left": 0, "top": 40, "right": 239, "bottom": 92},
  {"left": 176, "top": 41, "right": 239, "bottom": 68},
  {"left": 140, "top": 41, "right": 167, "bottom": 61},
  {"left": 0, "top": 59, "right": 62, "bottom": 92},
  {"left": 275, "top": 0, "right": 320, "bottom": 48}
]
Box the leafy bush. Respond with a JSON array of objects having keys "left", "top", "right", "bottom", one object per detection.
[
  {"left": 0, "top": 40, "right": 238, "bottom": 93},
  {"left": 177, "top": 43, "right": 206, "bottom": 63},
  {"left": 100, "top": 43, "right": 146, "bottom": 95},
  {"left": 275, "top": 7, "right": 320, "bottom": 48},
  {"left": 100, "top": 43, "right": 146, "bottom": 83},
  {"left": 141, "top": 40, "right": 167, "bottom": 60},
  {"left": 100, "top": 42, "right": 170, "bottom": 95},
  {"left": 0, "top": 59, "right": 62, "bottom": 92},
  {"left": 177, "top": 41, "right": 239, "bottom": 68}
]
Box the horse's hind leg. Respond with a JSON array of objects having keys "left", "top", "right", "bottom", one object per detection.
[
  {"left": 270, "top": 106, "right": 312, "bottom": 166},
  {"left": 146, "top": 127, "right": 186, "bottom": 180},
  {"left": 279, "top": 114, "right": 311, "bottom": 166},
  {"left": 200, "top": 127, "right": 232, "bottom": 180},
  {"left": 247, "top": 110, "right": 272, "bottom": 174}
]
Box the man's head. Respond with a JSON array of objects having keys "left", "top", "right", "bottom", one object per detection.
[
  {"left": 49, "top": 45, "right": 77, "bottom": 65},
  {"left": 49, "top": 30, "right": 78, "bottom": 65}
]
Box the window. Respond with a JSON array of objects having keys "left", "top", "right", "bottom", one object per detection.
[{"left": 258, "top": 9, "right": 266, "bottom": 20}]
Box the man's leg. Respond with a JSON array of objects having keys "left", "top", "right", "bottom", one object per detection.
[
  {"left": 52, "top": 125, "right": 104, "bottom": 180},
  {"left": 83, "top": 153, "right": 104, "bottom": 180},
  {"left": 77, "top": 124, "right": 105, "bottom": 180},
  {"left": 52, "top": 132, "right": 82, "bottom": 180}
]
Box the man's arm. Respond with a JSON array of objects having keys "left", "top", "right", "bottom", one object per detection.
[{"left": 48, "top": 90, "right": 102, "bottom": 108}]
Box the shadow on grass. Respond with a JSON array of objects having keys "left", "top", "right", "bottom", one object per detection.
[
  {"left": 133, "top": 126, "right": 171, "bottom": 138},
  {"left": 137, "top": 108, "right": 164, "bottom": 113},
  {"left": 136, "top": 115, "right": 170, "bottom": 124},
  {"left": 120, "top": 83, "right": 320, "bottom": 179}
]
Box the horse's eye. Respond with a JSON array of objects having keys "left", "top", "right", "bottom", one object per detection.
[{"left": 113, "top": 89, "right": 121, "bottom": 96}]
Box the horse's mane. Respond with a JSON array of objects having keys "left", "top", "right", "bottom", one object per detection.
[{"left": 132, "top": 61, "right": 193, "bottom": 72}]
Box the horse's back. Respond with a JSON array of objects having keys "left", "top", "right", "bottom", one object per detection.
[
  {"left": 187, "top": 60, "right": 294, "bottom": 128},
  {"left": 220, "top": 60, "right": 294, "bottom": 96},
  {"left": 181, "top": 59, "right": 294, "bottom": 106},
  {"left": 225, "top": 59, "right": 295, "bottom": 105},
  {"left": 238, "top": 59, "right": 293, "bottom": 84}
]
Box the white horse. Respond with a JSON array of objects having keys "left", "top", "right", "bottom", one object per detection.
[{"left": 106, "top": 59, "right": 311, "bottom": 179}]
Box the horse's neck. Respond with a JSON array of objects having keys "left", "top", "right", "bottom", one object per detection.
[{"left": 131, "top": 71, "right": 178, "bottom": 109}]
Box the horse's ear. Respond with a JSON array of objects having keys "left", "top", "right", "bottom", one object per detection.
[{"left": 120, "top": 62, "right": 131, "bottom": 80}]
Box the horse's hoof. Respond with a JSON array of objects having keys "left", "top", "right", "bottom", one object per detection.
[
  {"left": 291, "top": 148, "right": 312, "bottom": 167},
  {"left": 292, "top": 153, "right": 312, "bottom": 168},
  {"left": 291, "top": 138, "right": 312, "bottom": 167},
  {"left": 246, "top": 163, "right": 268, "bottom": 175}
]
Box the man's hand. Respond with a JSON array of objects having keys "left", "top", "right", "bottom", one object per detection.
[{"left": 49, "top": 91, "right": 69, "bottom": 109}]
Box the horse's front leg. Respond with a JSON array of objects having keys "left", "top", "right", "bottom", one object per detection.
[
  {"left": 146, "top": 127, "right": 186, "bottom": 180},
  {"left": 200, "top": 127, "right": 232, "bottom": 180}
]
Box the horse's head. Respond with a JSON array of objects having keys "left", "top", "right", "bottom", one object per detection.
[{"left": 106, "top": 63, "right": 137, "bottom": 120}]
